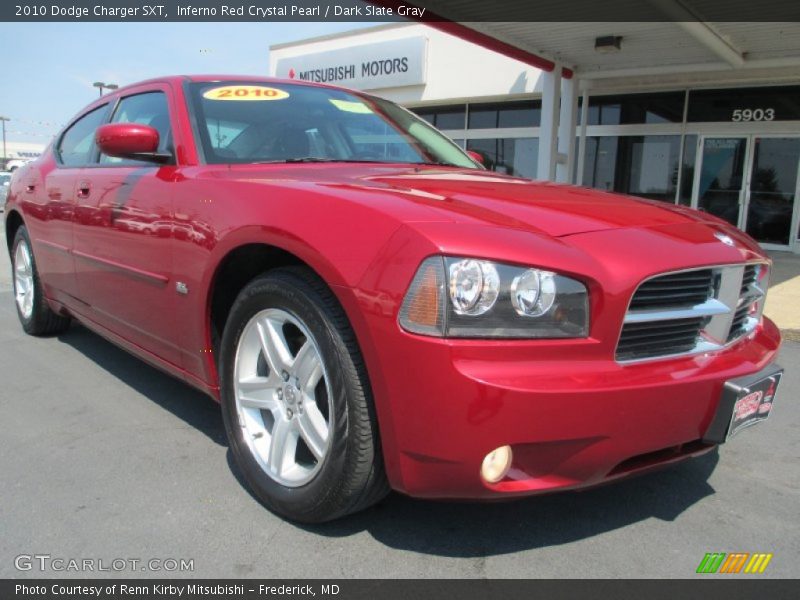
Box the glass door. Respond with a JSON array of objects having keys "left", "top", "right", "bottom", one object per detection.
[
  {"left": 744, "top": 137, "right": 800, "bottom": 249},
  {"left": 693, "top": 136, "right": 750, "bottom": 227}
]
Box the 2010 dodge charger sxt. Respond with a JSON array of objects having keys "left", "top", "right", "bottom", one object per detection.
[{"left": 4, "top": 76, "right": 783, "bottom": 522}]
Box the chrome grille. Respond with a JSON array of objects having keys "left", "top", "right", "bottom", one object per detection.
[
  {"left": 740, "top": 264, "right": 758, "bottom": 293},
  {"left": 628, "top": 269, "right": 714, "bottom": 310},
  {"left": 727, "top": 305, "right": 752, "bottom": 342},
  {"left": 616, "top": 317, "right": 706, "bottom": 361},
  {"left": 616, "top": 263, "right": 767, "bottom": 363},
  {"left": 727, "top": 264, "right": 764, "bottom": 343}
]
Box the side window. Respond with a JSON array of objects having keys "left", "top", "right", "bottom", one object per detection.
[
  {"left": 58, "top": 105, "right": 108, "bottom": 167},
  {"left": 100, "top": 92, "right": 172, "bottom": 165}
]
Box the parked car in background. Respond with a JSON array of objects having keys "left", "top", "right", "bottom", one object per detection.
[
  {"left": 4, "top": 159, "right": 28, "bottom": 172},
  {"left": 0, "top": 171, "right": 11, "bottom": 205},
  {"left": 4, "top": 76, "right": 783, "bottom": 523}
]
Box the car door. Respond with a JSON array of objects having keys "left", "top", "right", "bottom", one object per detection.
[
  {"left": 34, "top": 104, "right": 109, "bottom": 304},
  {"left": 72, "top": 86, "right": 181, "bottom": 366}
]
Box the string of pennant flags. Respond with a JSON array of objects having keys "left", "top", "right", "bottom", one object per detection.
[
  {"left": 14, "top": 118, "right": 65, "bottom": 127},
  {"left": 6, "top": 130, "right": 57, "bottom": 138}
]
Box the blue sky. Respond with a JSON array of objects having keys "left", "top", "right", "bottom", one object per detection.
[{"left": 0, "top": 22, "right": 380, "bottom": 144}]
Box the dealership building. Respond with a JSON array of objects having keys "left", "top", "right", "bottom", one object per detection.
[{"left": 270, "top": 21, "right": 800, "bottom": 252}]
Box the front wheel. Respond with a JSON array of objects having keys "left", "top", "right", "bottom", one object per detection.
[{"left": 219, "top": 267, "right": 388, "bottom": 522}]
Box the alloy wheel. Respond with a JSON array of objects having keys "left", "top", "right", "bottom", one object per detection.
[
  {"left": 233, "top": 308, "right": 332, "bottom": 487},
  {"left": 14, "top": 240, "right": 34, "bottom": 319}
]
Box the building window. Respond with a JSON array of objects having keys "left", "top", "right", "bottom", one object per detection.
[
  {"left": 579, "top": 92, "right": 686, "bottom": 125},
  {"left": 467, "top": 138, "right": 538, "bottom": 179},
  {"left": 412, "top": 105, "right": 466, "bottom": 130},
  {"left": 687, "top": 86, "right": 800, "bottom": 122},
  {"left": 677, "top": 135, "right": 697, "bottom": 206},
  {"left": 582, "top": 135, "right": 683, "bottom": 202},
  {"left": 468, "top": 101, "right": 541, "bottom": 129},
  {"left": 415, "top": 110, "right": 435, "bottom": 125},
  {"left": 746, "top": 137, "right": 800, "bottom": 246}
]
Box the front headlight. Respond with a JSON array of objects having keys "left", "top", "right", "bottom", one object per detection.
[
  {"left": 448, "top": 259, "right": 499, "bottom": 315},
  {"left": 399, "top": 256, "right": 589, "bottom": 338}
]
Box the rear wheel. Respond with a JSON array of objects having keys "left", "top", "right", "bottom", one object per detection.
[
  {"left": 12, "top": 226, "right": 70, "bottom": 336},
  {"left": 219, "top": 267, "right": 389, "bottom": 522}
]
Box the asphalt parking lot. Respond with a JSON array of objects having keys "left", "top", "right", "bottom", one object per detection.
[{"left": 0, "top": 225, "right": 798, "bottom": 579}]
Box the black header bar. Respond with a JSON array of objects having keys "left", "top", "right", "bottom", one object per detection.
[
  {"left": 2, "top": 0, "right": 799, "bottom": 22},
  {"left": 3, "top": 579, "right": 799, "bottom": 600}
]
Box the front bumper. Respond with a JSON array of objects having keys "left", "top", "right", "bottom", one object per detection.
[{"left": 367, "top": 316, "right": 781, "bottom": 499}]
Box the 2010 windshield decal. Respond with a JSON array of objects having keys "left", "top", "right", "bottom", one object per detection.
[{"left": 202, "top": 86, "right": 290, "bottom": 101}]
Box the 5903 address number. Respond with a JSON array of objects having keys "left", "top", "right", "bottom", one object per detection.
[{"left": 732, "top": 108, "right": 776, "bottom": 122}]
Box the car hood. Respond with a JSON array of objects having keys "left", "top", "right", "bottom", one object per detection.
[{"left": 219, "top": 164, "right": 719, "bottom": 238}]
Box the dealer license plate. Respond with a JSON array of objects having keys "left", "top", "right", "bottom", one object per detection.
[
  {"left": 727, "top": 371, "right": 782, "bottom": 439},
  {"left": 703, "top": 366, "right": 783, "bottom": 444}
]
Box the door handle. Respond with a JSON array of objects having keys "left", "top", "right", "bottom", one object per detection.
[{"left": 76, "top": 181, "right": 91, "bottom": 199}]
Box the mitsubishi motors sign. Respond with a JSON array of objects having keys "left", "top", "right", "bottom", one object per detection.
[{"left": 274, "top": 37, "right": 427, "bottom": 90}]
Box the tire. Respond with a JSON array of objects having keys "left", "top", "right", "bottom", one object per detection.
[
  {"left": 11, "top": 226, "right": 71, "bottom": 336},
  {"left": 219, "top": 267, "right": 389, "bottom": 523}
]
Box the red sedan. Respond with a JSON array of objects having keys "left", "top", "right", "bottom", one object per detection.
[{"left": 4, "top": 76, "right": 782, "bottom": 522}]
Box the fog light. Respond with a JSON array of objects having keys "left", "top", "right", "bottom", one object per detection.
[{"left": 481, "top": 445, "right": 513, "bottom": 483}]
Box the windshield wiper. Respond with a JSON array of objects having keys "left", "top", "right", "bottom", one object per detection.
[
  {"left": 252, "top": 157, "right": 395, "bottom": 164},
  {"left": 247, "top": 158, "right": 466, "bottom": 166},
  {"left": 413, "top": 161, "right": 464, "bottom": 167},
  {"left": 285, "top": 157, "right": 341, "bottom": 163},
  {"left": 248, "top": 157, "right": 337, "bottom": 164}
]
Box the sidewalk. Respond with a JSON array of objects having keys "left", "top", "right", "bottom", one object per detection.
[{"left": 765, "top": 252, "right": 800, "bottom": 341}]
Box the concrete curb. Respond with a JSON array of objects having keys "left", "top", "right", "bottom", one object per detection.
[{"left": 781, "top": 329, "right": 800, "bottom": 343}]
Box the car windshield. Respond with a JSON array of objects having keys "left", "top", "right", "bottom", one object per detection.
[{"left": 188, "top": 81, "right": 477, "bottom": 168}]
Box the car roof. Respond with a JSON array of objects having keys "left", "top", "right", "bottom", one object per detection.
[
  {"left": 64, "top": 75, "right": 372, "bottom": 135},
  {"left": 101, "top": 74, "right": 362, "bottom": 96}
]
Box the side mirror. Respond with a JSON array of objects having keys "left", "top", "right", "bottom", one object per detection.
[
  {"left": 466, "top": 150, "right": 485, "bottom": 166},
  {"left": 95, "top": 123, "right": 171, "bottom": 164}
]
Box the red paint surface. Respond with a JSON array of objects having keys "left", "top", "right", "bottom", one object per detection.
[
  {"left": 5, "top": 76, "right": 780, "bottom": 499},
  {"left": 95, "top": 123, "right": 159, "bottom": 156}
]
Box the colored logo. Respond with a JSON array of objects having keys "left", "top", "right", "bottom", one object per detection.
[
  {"left": 714, "top": 232, "right": 735, "bottom": 246},
  {"left": 696, "top": 552, "right": 773, "bottom": 574},
  {"left": 735, "top": 390, "right": 764, "bottom": 420}
]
